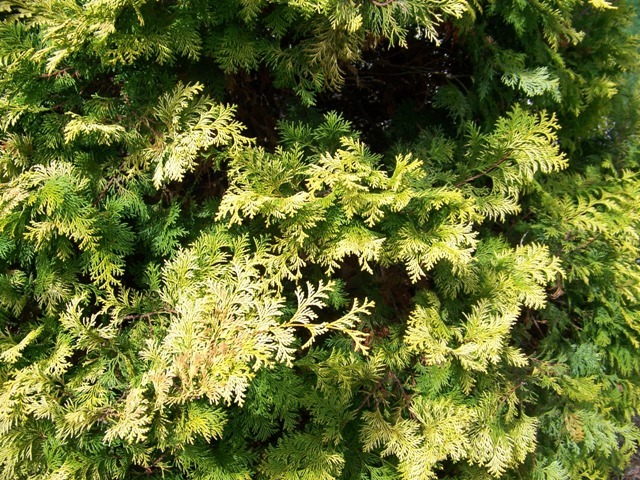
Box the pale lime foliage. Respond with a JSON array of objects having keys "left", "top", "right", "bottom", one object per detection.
[
  {"left": 143, "top": 229, "right": 372, "bottom": 408},
  {"left": 220, "top": 108, "right": 566, "bottom": 285},
  {"left": 147, "top": 82, "right": 249, "bottom": 188}
]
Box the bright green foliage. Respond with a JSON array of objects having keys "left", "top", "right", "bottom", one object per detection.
[{"left": 0, "top": 0, "right": 639, "bottom": 479}]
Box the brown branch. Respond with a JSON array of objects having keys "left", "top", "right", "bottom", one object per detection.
[
  {"left": 122, "top": 309, "right": 176, "bottom": 321},
  {"left": 93, "top": 176, "right": 118, "bottom": 207},
  {"left": 39, "top": 68, "right": 79, "bottom": 79},
  {"left": 123, "top": 92, "right": 163, "bottom": 139},
  {"left": 532, "top": 317, "right": 546, "bottom": 337},
  {"left": 355, "top": 369, "right": 395, "bottom": 414},
  {"left": 355, "top": 382, "right": 381, "bottom": 413},
  {"left": 122, "top": 309, "right": 177, "bottom": 335},
  {"left": 133, "top": 110, "right": 162, "bottom": 139},
  {"left": 45, "top": 103, "right": 66, "bottom": 114},
  {"left": 371, "top": 0, "right": 395, "bottom": 6},
  {"left": 498, "top": 380, "right": 526, "bottom": 408},
  {"left": 455, "top": 152, "right": 511, "bottom": 188},
  {"left": 548, "top": 272, "right": 564, "bottom": 300},
  {"left": 355, "top": 369, "right": 414, "bottom": 417},
  {"left": 145, "top": 454, "right": 166, "bottom": 476},
  {"left": 523, "top": 308, "right": 546, "bottom": 336},
  {"left": 388, "top": 369, "right": 414, "bottom": 415},
  {"left": 566, "top": 233, "right": 602, "bottom": 255},
  {"left": 46, "top": 69, "right": 79, "bottom": 79}
]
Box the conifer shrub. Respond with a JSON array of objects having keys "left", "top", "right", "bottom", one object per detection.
[{"left": 0, "top": 0, "right": 639, "bottom": 478}]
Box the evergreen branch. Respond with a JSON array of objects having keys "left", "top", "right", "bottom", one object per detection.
[
  {"left": 355, "top": 381, "right": 382, "bottom": 413},
  {"left": 48, "top": 103, "right": 66, "bottom": 114},
  {"left": 121, "top": 309, "right": 176, "bottom": 334},
  {"left": 455, "top": 152, "right": 511, "bottom": 188},
  {"left": 144, "top": 454, "right": 166, "bottom": 476},
  {"left": 566, "top": 233, "right": 603, "bottom": 254},
  {"left": 122, "top": 309, "right": 177, "bottom": 321},
  {"left": 498, "top": 380, "right": 527, "bottom": 408},
  {"left": 39, "top": 68, "right": 80, "bottom": 79},
  {"left": 123, "top": 93, "right": 163, "bottom": 139},
  {"left": 548, "top": 272, "right": 564, "bottom": 300},
  {"left": 388, "top": 369, "right": 414, "bottom": 416},
  {"left": 355, "top": 369, "right": 413, "bottom": 416},
  {"left": 93, "top": 176, "right": 119, "bottom": 207}
]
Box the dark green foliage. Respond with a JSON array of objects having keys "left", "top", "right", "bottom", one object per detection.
[{"left": 0, "top": 0, "right": 639, "bottom": 479}]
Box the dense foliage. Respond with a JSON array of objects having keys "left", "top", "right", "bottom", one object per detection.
[{"left": 0, "top": 0, "right": 639, "bottom": 478}]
